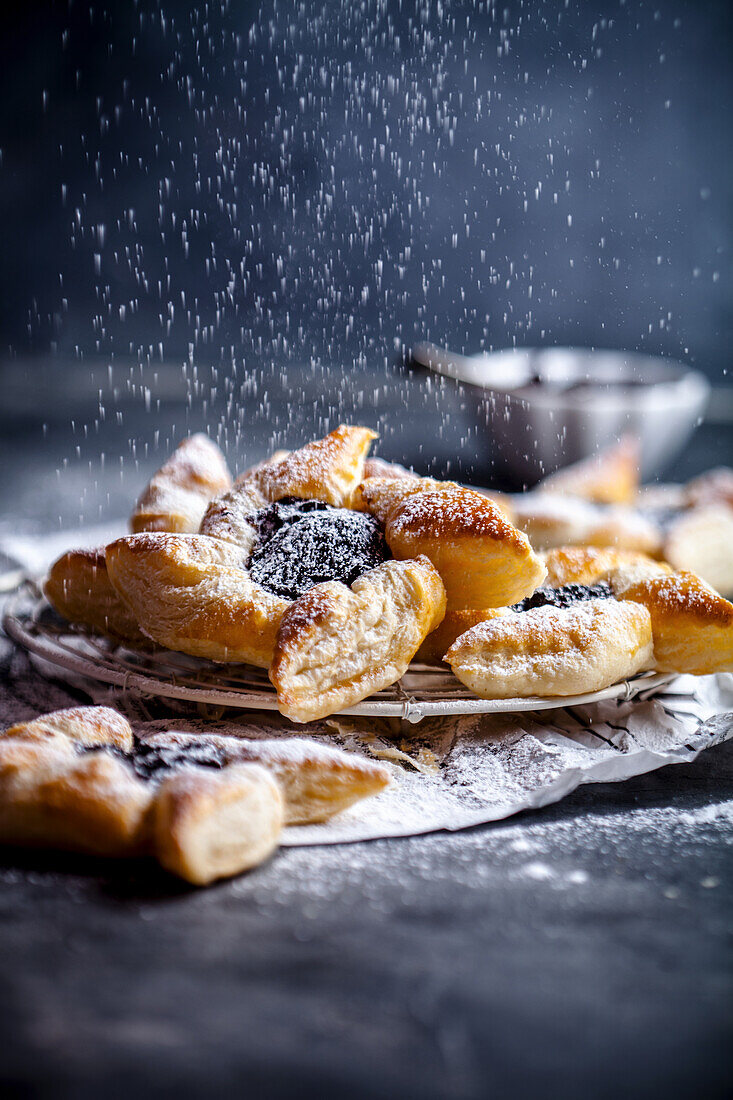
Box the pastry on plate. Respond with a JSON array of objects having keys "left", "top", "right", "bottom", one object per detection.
[
  {"left": 103, "top": 426, "right": 542, "bottom": 718},
  {"left": 535, "top": 547, "right": 733, "bottom": 675},
  {"left": 446, "top": 595, "right": 653, "bottom": 699},
  {"left": 0, "top": 706, "right": 390, "bottom": 884},
  {"left": 355, "top": 477, "right": 545, "bottom": 609},
  {"left": 44, "top": 434, "right": 231, "bottom": 642}
]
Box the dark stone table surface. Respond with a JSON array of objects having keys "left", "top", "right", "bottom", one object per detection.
[{"left": 0, "top": 364, "right": 731, "bottom": 1099}]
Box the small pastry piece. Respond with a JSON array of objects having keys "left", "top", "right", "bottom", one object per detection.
[
  {"left": 4, "top": 706, "right": 133, "bottom": 752},
  {"left": 270, "top": 556, "right": 446, "bottom": 722},
  {"left": 242, "top": 425, "right": 376, "bottom": 508},
  {"left": 44, "top": 547, "right": 149, "bottom": 645},
  {"left": 106, "top": 532, "right": 289, "bottom": 667},
  {"left": 0, "top": 750, "right": 153, "bottom": 858},
  {"left": 0, "top": 706, "right": 392, "bottom": 884},
  {"left": 664, "top": 507, "right": 733, "bottom": 599},
  {"left": 356, "top": 478, "right": 545, "bottom": 610},
  {"left": 130, "top": 434, "right": 232, "bottom": 534},
  {"left": 609, "top": 567, "right": 733, "bottom": 675},
  {"left": 153, "top": 764, "right": 283, "bottom": 886},
  {"left": 137, "top": 731, "right": 391, "bottom": 825},
  {"left": 541, "top": 546, "right": 666, "bottom": 589},
  {"left": 511, "top": 494, "right": 662, "bottom": 555},
  {"left": 445, "top": 599, "right": 653, "bottom": 699},
  {"left": 415, "top": 609, "right": 507, "bottom": 665},
  {"left": 537, "top": 436, "right": 640, "bottom": 505}
]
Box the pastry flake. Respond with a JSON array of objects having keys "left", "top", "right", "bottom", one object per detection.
[
  {"left": 131, "top": 434, "right": 232, "bottom": 534},
  {"left": 270, "top": 556, "right": 446, "bottom": 722}
]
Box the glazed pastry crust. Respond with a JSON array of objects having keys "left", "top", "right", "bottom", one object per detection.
[
  {"left": 130, "top": 434, "right": 232, "bottom": 534},
  {"left": 445, "top": 600, "right": 654, "bottom": 698},
  {"left": 610, "top": 567, "right": 733, "bottom": 675},
  {"left": 270, "top": 556, "right": 446, "bottom": 722},
  {"left": 44, "top": 547, "right": 149, "bottom": 645},
  {"left": 242, "top": 425, "right": 377, "bottom": 508},
  {"left": 535, "top": 547, "right": 733, "bottom": 676},
  {"left": 105, "top": 532, "right": 290, "bottom": 667},
  {"left": 356, "top": 478, "right": 546, "bottom": 610}
]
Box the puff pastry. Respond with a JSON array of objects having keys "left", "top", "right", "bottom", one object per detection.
[
  {"left": 270, "top": 556, "right": 446, "bottom": 722},
  {"left": 0, "top": 706, "right": 391, "bottom": 884},
  {"left": 136, "top": 730, "right": 391, "bottom": 825},
  {"left": 446, "top": 598, "right": 653, "bottom": 698},
  {"left": 105, "top": 532, "right": 290, "bottom": 667},
  {"left": 130, "top": 434, "right": 232, "bottom": 533},
  {"left": 536, "top": 436, "right": 640, "bottom": 505},
  {"left": 534, "top": 547, "right": 733, "bottom": 676},
  {"left": 510, "top": 494, "right": 662, "bottom": 555},
  {"left": 355, "top": 477, "right": 545, "bottom": 609},
  {"left": 44, "top": 547, "right": 149, "bottom": 645}
]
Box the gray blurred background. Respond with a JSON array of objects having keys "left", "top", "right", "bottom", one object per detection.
[{"left": 0, "top": 0, "right": 731, "bottom": 528}]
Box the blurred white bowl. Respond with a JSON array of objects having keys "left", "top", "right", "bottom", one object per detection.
[{"left": 414, "top": 345, "right": 710, "bottom": 484}]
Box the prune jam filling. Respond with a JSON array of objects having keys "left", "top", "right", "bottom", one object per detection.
[
  {"left": 511, "top": 582, "right": 613, "bottom": 613},
  {"left": 247, "top": 496, "right": 390, "bottom": 600},
  {"left": 84, "top": 740, "right": 228, "bottom": 782}
]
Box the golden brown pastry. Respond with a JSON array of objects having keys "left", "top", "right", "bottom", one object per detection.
[
  {"left": 415, "top": 609, "right": 508, "bottom": 665},
  {"left": 130, "top": 434, "right": 232, "bottom": 534},
  {"left": 0, "top": 708, "right": 153, "bottom": 859},
  {"left": 270, "top": 556, "right": 446, "bottom": 722},
  {"left": 105, "top": 532, "right": 289, "bottom": 667},
  {"left": 541, "top": 546, "right": 666, "bottom": 589},
  {"left": 536, "top": 436, "right": 640, "bottom": 505},
  {"left": 137, "top": 730, "right": 391, "bottom": 825},
  {"left": 240, "top": 425, "right": 377, "bottom": 508},
  {"left": 526, "top": 546, "right": 733, "bottom": 676},
  {"left": 445, "top": 599, "right": 654, "bottom": 699},
  {"left": 44, "top": 547, "right": 149, "bottom": 645},
  {"left": 153, "top": 765, "right": 283, "bottom": 885},
  {"left": 609, "top": 566, "right": 733, "bottom": 675},
  {"left": 355, "top": 477, "right": 545, "bottom": 610},
  {"left": 0, "top": 706, "right": 392, "bottom": 885}
]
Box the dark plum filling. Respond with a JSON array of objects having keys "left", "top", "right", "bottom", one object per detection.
[
  {"left": 84, "top": 740, "right": 229, "bottom": 782},
  {"left": 511, "top": 582, "right": 613, "bottom": 613},
  {"left": 247, "top": 497, "right": 390, "bottom": 600}
]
